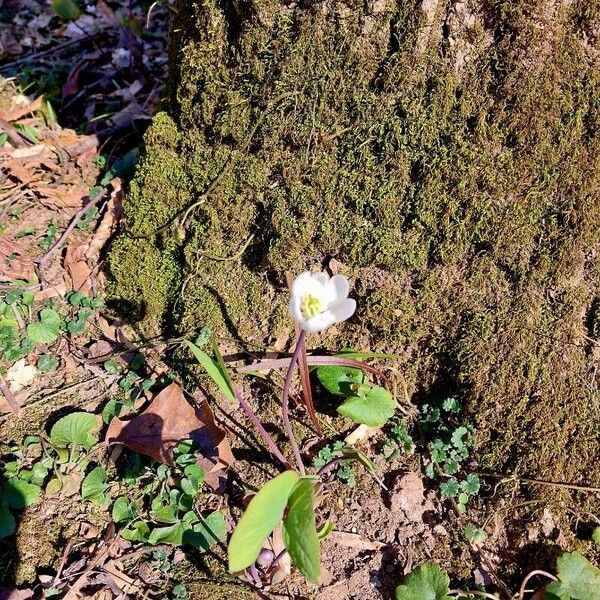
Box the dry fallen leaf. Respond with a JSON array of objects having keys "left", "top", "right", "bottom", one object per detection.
[
  {"left": 100, "top": 560, "right": 142, "bottom": 596},
  {"left": 64, "top": 243, "right": 93, "bottom": 295},
  {"left": 0, "top": 588, "right": 34, "bottom": 600},
  {"left": 269, "top": 524, "right": 291, "bottom": 585},
  {"left": 34, "top": 184, "right": 87, "bottom": 209},
  {"left": 105, "top": 382, "right": 234, "bottom": 490},
  {"left": 0, "top": 234, "right": 35, "bottom": 281},
  {"left": 344, "top": 424, "right": 379, "bottom": 445},
  {"left": 6, "top": 359, "right": 38, "bottom": 393},
  {"left": 46, "top": 470, "right": 84, "bottom": 498},
  {"left": 0, "top": 96, "right": 42, "bottom": 122},
  {"left": 86, "top": 186, "right": 122, "bottom": 262}
]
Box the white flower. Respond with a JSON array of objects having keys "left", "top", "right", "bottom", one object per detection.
[{"left": 289, "top": 271, "right": 356, "bottom": 333}]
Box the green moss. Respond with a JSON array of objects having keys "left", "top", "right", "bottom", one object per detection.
[
  {"left": 108, "top": 112, "right": 190, "bottom": 331},
  {"left": 111, "top": 0, "right": 600, "bottom": 499}
]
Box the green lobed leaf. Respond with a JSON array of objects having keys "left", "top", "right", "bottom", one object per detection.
[
  {"left": 184, "top": 464, "right": 204, "bottom": 488},
  {"left": 337, "top": 385, "right": 396, "bottom": 427},
  {"left": 395, "top": 563, "right": 452, "bottom": 600},
  {"left": 316, "top": 365, "right": 364, "bottom": 396},
  {"left": 21, "top": 291, "right": 34, "bottom": 307},
  {"left": 37, "top": 354, "right": 59, "bottom": 373},
  {"left": 545, "top": 551, "right": 600, "bottom": 600},
  {"left": 100, "top": 148, "right": 139, "bottom": 186},
  {"left": 50, "top": 412, "right": 99, "bottom": 450},
  {"left": 184, "top": 511, "right": 227, "bottom": 551},
  {"left": 25, "top": 463, "right": 48, "bottom": 487},
  {"left": 282, "top": 478, "right": 321, "bottom": 584},
  {"left": 112, "top": 496, "right": 138, "bottom": 524},
  {"left": 460, "top": 474, "right": 480, "bottom": 495},
  {"left": 120, "top": 520, "right": 150, "bottom": 542},
  {"left": 150, "top": 498, "right": 178, "bottom": 523},
  {"left": 148, "top": 521, "right": 186, "bottom": 545},
  {"left": 463, "top": 524, "right": 486, "bottom": 544},
  {"left": 180, "top": 478, "right": 197, "bottom": 497},
  {"left": 450, "top": 426, "right": 470, "bottom": 448},
  {"left": 442, "top": 397, "right": 461, "bottom": 413},
  {"left": 440, "top": 478, "right": 459, "bottom": 498},
  {"left": 51, "top": 0, "right": 81, "bottom": 20},
  {"left": 104, "top": 359, "right": 119, "bottom": 374},
  {"left": 1, "top": 477, "right": 40, "bottom": 509},
  {"left": 228, "top": 470, "right": 299, "bottom": 573},
  {"left": 102, "top": 399, "right": 122, "bottom": 424},
  {"left": 0, "top": 507, "right": 16, "bottom": 538},
  {"left": 185, "top": 340, "right": 235, "bottom": 403},
  {"left": 27, "top": 308, "right": 61, "bottom": 344},
  {"left": 81, "top": 466, "right": 108, "bottom": 504}
]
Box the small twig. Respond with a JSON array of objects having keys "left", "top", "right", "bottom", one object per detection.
[
  {"left": 0, "top": 33, "right": 108, "bottom": 70},
  {"left": 10, "top": 303, "right": 25, "bottom": 330},
  {"left": 61, "top": 532, "right": 120, "bottom": 600},
  {"left": 14, "top": 376, "right": 100, "bottom": 414},
  {"left": 0, "top": 117, "right": 29, "bottom": 147},
  {"left": 198, "top": 232, "right": 255, "bottom": 262},
  {"left": 476, "top": 471, "right": 600, "bottom": 493},
  {"left": 37, "top": 190, "right": 108, "bottom": 271},
  {"left": 129, "top": 92, "right": 294, "bottom": 240},
  {"left": 52, "top": 540, "right": 74, "bottom": 586},
  {"left": 282, "top": 330, "right": 307, "bottom": 475},
  {"left": 515, "top": 570, "right": 557, "bottom": 600},
  {"left": 566, "top": 507, "right": 600, "bottom": 526},
  {"left": 0, "top": 374, "right": 20, "bottom": 415},
  {"left": 482, "top": 500, "right": 543, "bottom": 530}
]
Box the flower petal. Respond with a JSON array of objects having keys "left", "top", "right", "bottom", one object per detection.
[
  {"left": 329, "top": 298, "right": 356, "bottom": 323},
  {"left": 328, "top": 275, "right": 350, "bottom": 302},
  {"left": 291, "top": 271, "right": 313, "bottom": 297},
  {"left": 301, "top": 310, "right": 337, "bottom": 333},
  {"left": 289, "top": 297, "right": 303, "bottom": 322},
  {"left": 291, "top": 271, "right": 329, "bottom": 301},
  {"left": 313, "top": 272, "right": 330, "bottom": 286}
]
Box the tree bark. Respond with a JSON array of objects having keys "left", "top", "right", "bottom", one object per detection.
[{"left": 110, "top": 0, "right": 600, "bottom": 485}]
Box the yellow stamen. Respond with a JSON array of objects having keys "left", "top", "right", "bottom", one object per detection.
[{"left": 301, "top": 294, "right": 322, "bottom": 319}]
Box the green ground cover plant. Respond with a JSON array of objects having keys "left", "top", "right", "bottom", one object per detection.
[
  {"left": 396, "top": 552, "right": 600, "bottom": 600},
  {"left": 0, "top": 285, "right": 104, "bottom": 375}
]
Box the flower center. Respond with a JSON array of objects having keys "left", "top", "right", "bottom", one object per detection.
[{"left": 300, "top": 294, "right": 322, "bottom": 319}]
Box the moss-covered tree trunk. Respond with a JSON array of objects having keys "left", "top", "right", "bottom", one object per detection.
[{"left": 110, "top": 0, "right": 600, "bottom": 486}]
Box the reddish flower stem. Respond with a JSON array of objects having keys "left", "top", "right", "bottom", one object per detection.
[
  {"left": 235, "top": 390, "right": 291, "bottom": 469},
  {"left": 282, "top": 330, "right": 306, "bottom": 475}
]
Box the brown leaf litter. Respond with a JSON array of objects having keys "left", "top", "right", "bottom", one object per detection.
[{"left": 105, "top": 382, "right": 234, "bottom": 491}]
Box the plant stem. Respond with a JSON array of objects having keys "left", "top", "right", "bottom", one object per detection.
[
  {"left": 476, "top": 471, "right": 600, "bottom": 493},
  {"left": 235, "top": 391, "right": 291, "bottom": 469},
  {"left": 282, "top": 330, "right": 306, "bottom": 475},
  {"left": 37, "top": 189, "right": 108, "bottom": 272},
  {"left": 449, "top": 591, "right": 500, "bottom": 599},
  {"left": 515, "top": 570, "right": 557, "bottom": 600}
]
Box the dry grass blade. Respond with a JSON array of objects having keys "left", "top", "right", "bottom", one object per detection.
[{"left": 237, "top": 355, "right": 384, "bottom": 378}]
